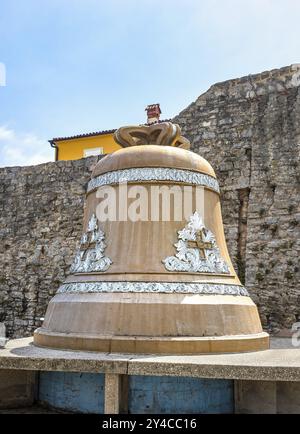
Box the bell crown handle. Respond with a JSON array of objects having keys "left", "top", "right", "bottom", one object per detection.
[{"left": 114, "top": 122, "right": 190, "bottom": 149}]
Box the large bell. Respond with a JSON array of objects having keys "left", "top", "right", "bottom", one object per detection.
[{"left": 34, "top": 122, "right": 269, "bottom": 353}]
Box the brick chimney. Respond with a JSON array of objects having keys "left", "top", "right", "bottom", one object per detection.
[{"left": 145, "top": 104, "right": 161, "bottom": 124}]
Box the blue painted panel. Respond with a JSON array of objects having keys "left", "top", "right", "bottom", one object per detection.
[
  {"left": 39, "top": 372, "right": 104, "bottom": 414},
  {"left": 39, "top": 372, "right": 233, "bottom": 414},
  {"left": 129, "top": 376, "right": 234, "bottom": 414}
]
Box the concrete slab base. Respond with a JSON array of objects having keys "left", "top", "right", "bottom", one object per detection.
[{"left": 0, "top": 338, "right": 300, "bottom": 414}]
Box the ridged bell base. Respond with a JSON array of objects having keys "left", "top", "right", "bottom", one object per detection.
[{"left": 33, "top": 292, "right": 269, "bottom": 354}]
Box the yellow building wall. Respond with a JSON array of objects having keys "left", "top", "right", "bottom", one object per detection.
[{"left": 56, "top": 134, "right": 121, "bottom": 161}]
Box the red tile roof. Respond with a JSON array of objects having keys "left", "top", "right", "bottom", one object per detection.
[
  {"left": 49, "top": 120, "right": 171, "bottom": 144},
  {"left": 49, "top": 129, "right": 116, "bottom": 144}
]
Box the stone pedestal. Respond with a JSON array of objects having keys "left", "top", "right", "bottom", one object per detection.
[
  {"left": 0, "top": 370, "right": 36, "bottom": 409},
  {"left": 235, "top": 380, "right": 276, "bottom": 414},
  {"left": 235, "top": 380, "right": 300, "bottom": 414},
  {"left": 277, "top": 382, "right": 300, "bottom": 414},
  {"left": 104, "top": 374, "right": 128, "bottom": 414},
  {"left": 1, "top": 338, "right": 300, "bottom": 414},
  {"left": 0, "top": 323, "right": 7, "bottom": 348}
]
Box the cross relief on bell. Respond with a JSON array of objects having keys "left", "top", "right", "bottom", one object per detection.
[
  {"left": 70, "top": 214, "right": 112, "bottom": 273},
  {"left": 78, "top": 214, "right": 104, "bottom": 259},
  {"left": 163, "top": 212, "right": 230, "bottom": 274},
  {"left": 79, "top": 233, "right": 92, "bottom": 259},
  {"left": 187, "top": 229, "right": 214, "bottom": 259}
]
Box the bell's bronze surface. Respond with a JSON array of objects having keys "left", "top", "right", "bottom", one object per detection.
[{"left": 34, "top": 122, "right": 269, "bottom": 354}]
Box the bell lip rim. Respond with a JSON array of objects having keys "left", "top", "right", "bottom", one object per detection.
[
  {"left": 33, "top": 329, "right": 270, "bottom": 354},
  {"left": 34, "top": 329, "right": 270, "bottom": 340}
]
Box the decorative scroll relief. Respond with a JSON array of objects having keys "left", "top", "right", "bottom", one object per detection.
[
  {"left": 57, "top": 281, "right": 249, "bottom": 296},
  {"left": 163, "top": 212, "right": 230, "bottom": 274},
  {"left": 70, "top": 214, "right": 112, "bottom": 273},
  {"left": 87, "top": 167, "right": 220, "bottom": 194}
]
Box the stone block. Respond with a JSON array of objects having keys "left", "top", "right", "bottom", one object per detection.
[
  {"left": 277, "top": 381, "right": 300, "bottom": 414},
  {"left": 0, "top": 370, "right": 36, "bottom": 409},
  {"left": 104, "top": 374, "right": 128, "bottom": 414},
  {"left": 0, "top": 323, "right": 7, "bottom": 348},
  {"left": 0, "top": 322, "right": 7, "bottom": 348},
  {"left": 235, "top": 380, "right": 276, "bottom": 414}
]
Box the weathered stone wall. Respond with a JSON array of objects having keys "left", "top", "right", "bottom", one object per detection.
[
  {"left": 174, "top": 64, "right": 300, "bottom": 334},
  {"left": 0, "top": 157, "right": 98, "bottom": 337},
  {"left": 0, "top": 64, "right": 299, "bottom": 337}
]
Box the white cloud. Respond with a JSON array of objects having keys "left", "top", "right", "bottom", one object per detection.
[
  {"left": 0, "top": 125, "right": 53, "bottom": 167},
  {"left": 0, "top": 126, "right": 15, "bottom": 141}
]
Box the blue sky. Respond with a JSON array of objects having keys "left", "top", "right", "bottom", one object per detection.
[{"left": 0, "top": 0, "right": 300, "bottom": 166}]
